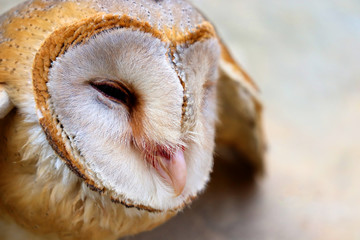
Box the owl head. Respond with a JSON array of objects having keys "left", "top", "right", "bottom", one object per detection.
[
  {"left": 34, "top": 17, "right": 221, "bottom": 212},
  {"left": 0, "top": 0, "right": 264, "bottom": 221}
]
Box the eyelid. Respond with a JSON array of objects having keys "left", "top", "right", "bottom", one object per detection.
[
  {"left": 203, "top": 80, "right": 216, "bottom": 90},
  {"left": 90, "top": 78, "right": 130, "bottom": 92},
  {"left": 90, "top": 78, "right": 132, "bottom": 106}
]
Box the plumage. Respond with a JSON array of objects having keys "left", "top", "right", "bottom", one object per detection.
[{"left": 0, "top": 0, "right": 265, "bottom": 239}]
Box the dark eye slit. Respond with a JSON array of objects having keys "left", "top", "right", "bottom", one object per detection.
[
  {"left": 90, "top": 79, "right": 132, "bottom": 106},
  {"left": 203, "top": 80, "right": 216, "bottom": 90}
]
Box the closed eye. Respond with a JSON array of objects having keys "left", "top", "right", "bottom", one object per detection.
[
  {"left": 203, "top": 80, "right": 217, "bottom": 96},
  {"left": 90, "top": 79, "right": 133, "bottom": 106},
  {"left": 203, "top": 80, "right": 216, "bottom": 91},
  {"left": 201, "top": 79, "right": 217, "bottom": 109}
]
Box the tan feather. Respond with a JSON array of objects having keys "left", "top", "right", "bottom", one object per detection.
[
  {"left": 216, "top": 42, "right": 266, "bottom": 175},
  {"left": 0, "top": 1, "right": 265, "bottom": 239}
]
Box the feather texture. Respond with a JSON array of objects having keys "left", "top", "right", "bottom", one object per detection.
[{"left": 0, "top": 0, "right": 265, "bottom": 239}]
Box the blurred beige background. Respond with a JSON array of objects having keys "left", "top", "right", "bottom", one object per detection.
[{"left": 1, "top": 0, "right": 360, "bottom": 239}]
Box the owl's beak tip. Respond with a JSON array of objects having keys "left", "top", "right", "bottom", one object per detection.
[
  {"left": 170, "top": 149, "right": 187, "bottom": 197},
  {"left": 150, "top": 147, "right": 187, "bottom": 197}
]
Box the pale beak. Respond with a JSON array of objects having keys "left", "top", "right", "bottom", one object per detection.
[{"left": 151, "top": 147, "right": 187, "bottom": 196}]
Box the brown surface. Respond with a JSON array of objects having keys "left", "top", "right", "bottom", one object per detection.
[{"left": 2, "top": 0, "right": 360, "bottom": 239}]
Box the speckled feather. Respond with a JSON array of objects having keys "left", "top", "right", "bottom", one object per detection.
[{"left": 0, "top": 1, "right": 265, "bottom": 239}]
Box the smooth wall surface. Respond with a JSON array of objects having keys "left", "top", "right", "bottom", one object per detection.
[{"left": 1, "top": 0, "right": 360, "bottom": 239}]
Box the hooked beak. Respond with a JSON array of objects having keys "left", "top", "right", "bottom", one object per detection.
[{"left": 146, "top": 146, "right": 187, "bottom": 196}]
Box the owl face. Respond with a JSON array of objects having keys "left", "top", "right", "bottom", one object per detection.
[{"left": 41, "top": 26, "right": 220, "bottom": 211}]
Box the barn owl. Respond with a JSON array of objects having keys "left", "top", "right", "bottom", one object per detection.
[{"left": 0, "top": 0, "right": 265, "bottom": 239}]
